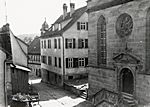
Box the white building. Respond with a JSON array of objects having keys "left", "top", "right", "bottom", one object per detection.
[{"left": 40, "top": 3, "right": 88, "bottom": 86}]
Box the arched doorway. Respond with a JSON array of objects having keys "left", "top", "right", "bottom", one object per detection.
[{"left": 120, "top": 68, "right": 134, "bottom": 94}]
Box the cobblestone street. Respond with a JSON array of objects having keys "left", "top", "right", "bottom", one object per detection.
[{"left": 29, "top": 76, "right": 86, "bottom": 107}]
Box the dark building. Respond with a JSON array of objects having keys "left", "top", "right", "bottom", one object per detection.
[
  {"left": 28, "top": 37, "right": 41, "bottom": 77},
  {"left": 0, "top": 24, "right": 30, "bottom": 95}
]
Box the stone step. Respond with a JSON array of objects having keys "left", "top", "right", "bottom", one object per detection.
[
  {"left": 122, "top": 92, "right": 136, "bottom": 107},
  {"left": 80, "top": 92, "right": 87, "bottom": 99},
  {"left": 122, "top": 92, "right": 133, "bottom": 97}
]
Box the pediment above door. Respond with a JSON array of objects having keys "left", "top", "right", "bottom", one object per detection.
[{"left": 113, "top": 53, "right": 140, "bottom": 64}]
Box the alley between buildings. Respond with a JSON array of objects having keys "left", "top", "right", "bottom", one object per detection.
[{"left": 29, "top": 76, "right": 90, "bottom": 107}]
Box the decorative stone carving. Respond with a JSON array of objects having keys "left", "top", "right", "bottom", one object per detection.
[
  {"left": 116, "top": 13, "right": 133, "bottom": 38},
  {"left": 113, "top": 53, "right": 140, "bottom": 64}
]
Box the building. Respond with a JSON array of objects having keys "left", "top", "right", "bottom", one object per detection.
[
  {"left": 28, "top": 37, "right": 41, "bottom": 77},
  {"left": 0, "top": 24, "right": 30, "bottom": 106},
  {"left": 0, "top": 48, "right": 7, "bottom": 107},
  {"left": 40, "top": 3, "right": 88, "bottom": 86},
  {"left": 87, "top": 0, "right": 150, "bottom": 106}
]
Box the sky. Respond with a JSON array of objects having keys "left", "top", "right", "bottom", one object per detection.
[{"left": 0, "top": 0, "right": 86, "bottom": 35}]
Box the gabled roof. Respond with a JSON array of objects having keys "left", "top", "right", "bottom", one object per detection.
[
  {"left": 41, "top": 6, "right": 87, "bottom": 39},
  {"left": 28, "top": 37, "right": 40, "bottom": 54},
  {"left": 0, "top": 24, "right": 28, "bottom": 58}
]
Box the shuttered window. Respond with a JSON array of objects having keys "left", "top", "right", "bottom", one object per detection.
[
  {"left": 85, "top": 39, "right": 88, "bottom": 48},
  {"left": 58, "top": 38, "right": 61, "bottom": 49},
  {"left": 44, "top": 40, "right": 46, "bottom": 48},
  {"left": 78, "top": 39, "right": 88, "bottom": 49},
  {"left": 48, "top": 40, "right": 51, "bottom": 48},
  {"left": 54, "top": 39, "right": 57, "bottom": 49},
  {"left": 41, "top": 56, "right": 47, "bottom": 64},
  {"left": 66, "top": 58, "right": 88, "bottom": 68},
  {"left": 86, "top": 22, "right": 88, "bottom": 30},
  {"left": 59, "top": 57, "right": 61, "bottom": 68},
  {"left": 48, "top": 56, "right": 52, "bottom": 65},
  {"left": 77, "top": 22, "right": 80, "bottom": 30},
  {"left": 85, "top": 58, "right": 88, "bottom": 67},
  {"left": 65, "top": 39, "right": 68, "bottom": 49},
  {"left": 77, "top": 22, "right": 88, "bottom": 30},
  {"left": 73, "top": 58, "right": 78, "bottom": 68},
  {"left": 55, "top": 57, "right": 57, "bottom": 67},
  {"left": 65, "top": 38, "right": 76, "bottom": 49}
]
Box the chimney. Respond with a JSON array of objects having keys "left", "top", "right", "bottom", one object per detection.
[
  {"left": 70, "top": 3, "right": 75, "bottom": 17},
  {"left": 63, "top": 3, "right": 67, "bottom": 19}
]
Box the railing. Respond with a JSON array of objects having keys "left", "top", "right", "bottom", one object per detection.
[{"left": 88, "top": 88, "right": 119, "bottom": 106}]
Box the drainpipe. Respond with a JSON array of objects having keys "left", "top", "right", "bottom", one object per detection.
[
  {"left": 62, "top": 36, "right": 65, "bottom": 87},
  {"left": 4, "top": 59, "right": 8, "bottom": 107}
]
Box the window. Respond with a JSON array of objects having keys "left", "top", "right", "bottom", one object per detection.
[
  {"left": 85, "top": 57, "right": 88, "bottom": 67},
  {"left": 41, "top": 41, "right": 43, "bottom": 49},
  {"left": 54, "top": 39, "right": 57, "bottom": 49},
  {"left": 59, "top": 57, "right": 61, "bottom": 68},
  {"left": 81, "top": 22, "right": 86, "bottom": 30},
  {"left": 85, "top": 39, "right": 88, "bottom": 48},
  {"left": 66, "top": 58, "right": 88, "bottom": 68},
  {"left": 73, "top": 58, "right": 78, "bottom": 68},
  {"left": 97, "top": 15, "right": 107, "bottom": 65},
  {"left": 41, "top": 56, "right": 47, "bottom": 64},
  {"left": 48, "top": 56, "right": 52, "bottom": 65},
  {"left": 66, "top": 58, "right": 73, "bottom": 68},
  {"left": 78, "top": 39, "right": 88, "bottom": 48},
  {"left": 44, "top": 40, "right": 46, "bottom": 48},
  {"left": 58, "top": 24, "right": 61, "bottom": 30},
  {"left": 58, "top": 38, "right": 61, "bottom": 49},
  {"left": 65, "top": 38, "right": 76, "bottom": 49},
  {"left": 55, "top": 57, "right": 57, "bottom": 67},
  {"left": 79, "top": 58, "right": 85, "bottom": 67},
  {"left": 77, "top": 22, "right": 88, "bottom": 30},
  {"left": 48, "top": 40, "right": 51, "bottom": 48},
  {"left": 68, "top": 76, "right": 73, "bottom": 80}
]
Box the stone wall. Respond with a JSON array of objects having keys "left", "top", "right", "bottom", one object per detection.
[
  {"left": 88, "top": 0, "right": 150, "bottom": 105},
  {"left": 88, "top": 67, "right": 116, "bottom": 96},
  {"left": 136, "top": 74, "right": 150, "bottom": 105},
  {"left": 88, "top": 0, "right": 150, "bottom": 68}
]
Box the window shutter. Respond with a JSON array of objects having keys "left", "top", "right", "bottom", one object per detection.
[
  {"left": 65, "top": 38, "right": 68, "bottom": 49},
  {"left": 85, "top": 58, "right": 88, "bottom": 67},
  {"left": 77, "top": 22, "right": 80, "bottom": 30},
  {"left": 66, "top": 58, "right": 68, "bottom": 68},
  {"left": 78, "top": 39, "right": 81, "bottom": 48},
  {"left": 85, "top": 39, "right": 88, "bottom": 48},
  {"left": 73, "top": 38, "right": 76, "bottom": 48},
  {"left": 86, "top": 22, "right": 88, "bottom": 30},
  {"left": 73, "top": 58, "right": 78, "bottom": 68}
]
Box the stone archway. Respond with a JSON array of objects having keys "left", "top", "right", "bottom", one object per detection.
[{"left": 120, "top": 68, "right": 134, "bottom": 94}]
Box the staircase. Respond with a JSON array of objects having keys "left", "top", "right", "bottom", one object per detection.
[
  {"left": 80, "top": 91, "right": 87, "bottom": 99},
  {"left": 122, "top": 92, "right": 137, "bottom": 107}
]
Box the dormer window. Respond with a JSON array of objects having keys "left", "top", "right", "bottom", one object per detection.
[
  {"left": 53, "top": 25, "right": 55, "bottom": 31},
  {"left": 58, "top": 24, "right": 61, "bottom": 30}
]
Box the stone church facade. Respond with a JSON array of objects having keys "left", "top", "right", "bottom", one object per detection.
[{"left": 87, "top": 0, "right": 150, "bottom": 106}]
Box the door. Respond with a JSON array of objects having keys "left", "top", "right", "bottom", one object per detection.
[{"left": 120, "top": 68, "right": 134, "bottom": 94}]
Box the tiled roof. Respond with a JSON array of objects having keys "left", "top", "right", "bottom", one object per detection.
[
  {"left": 87, "top": 0, "right": 134, "bottom": 13},
  {"left": 41, "top": 6, "right": 87, "bottom": 39},
  {"left": 28, "top": 37, "right": 40, "bottom": 54}
]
